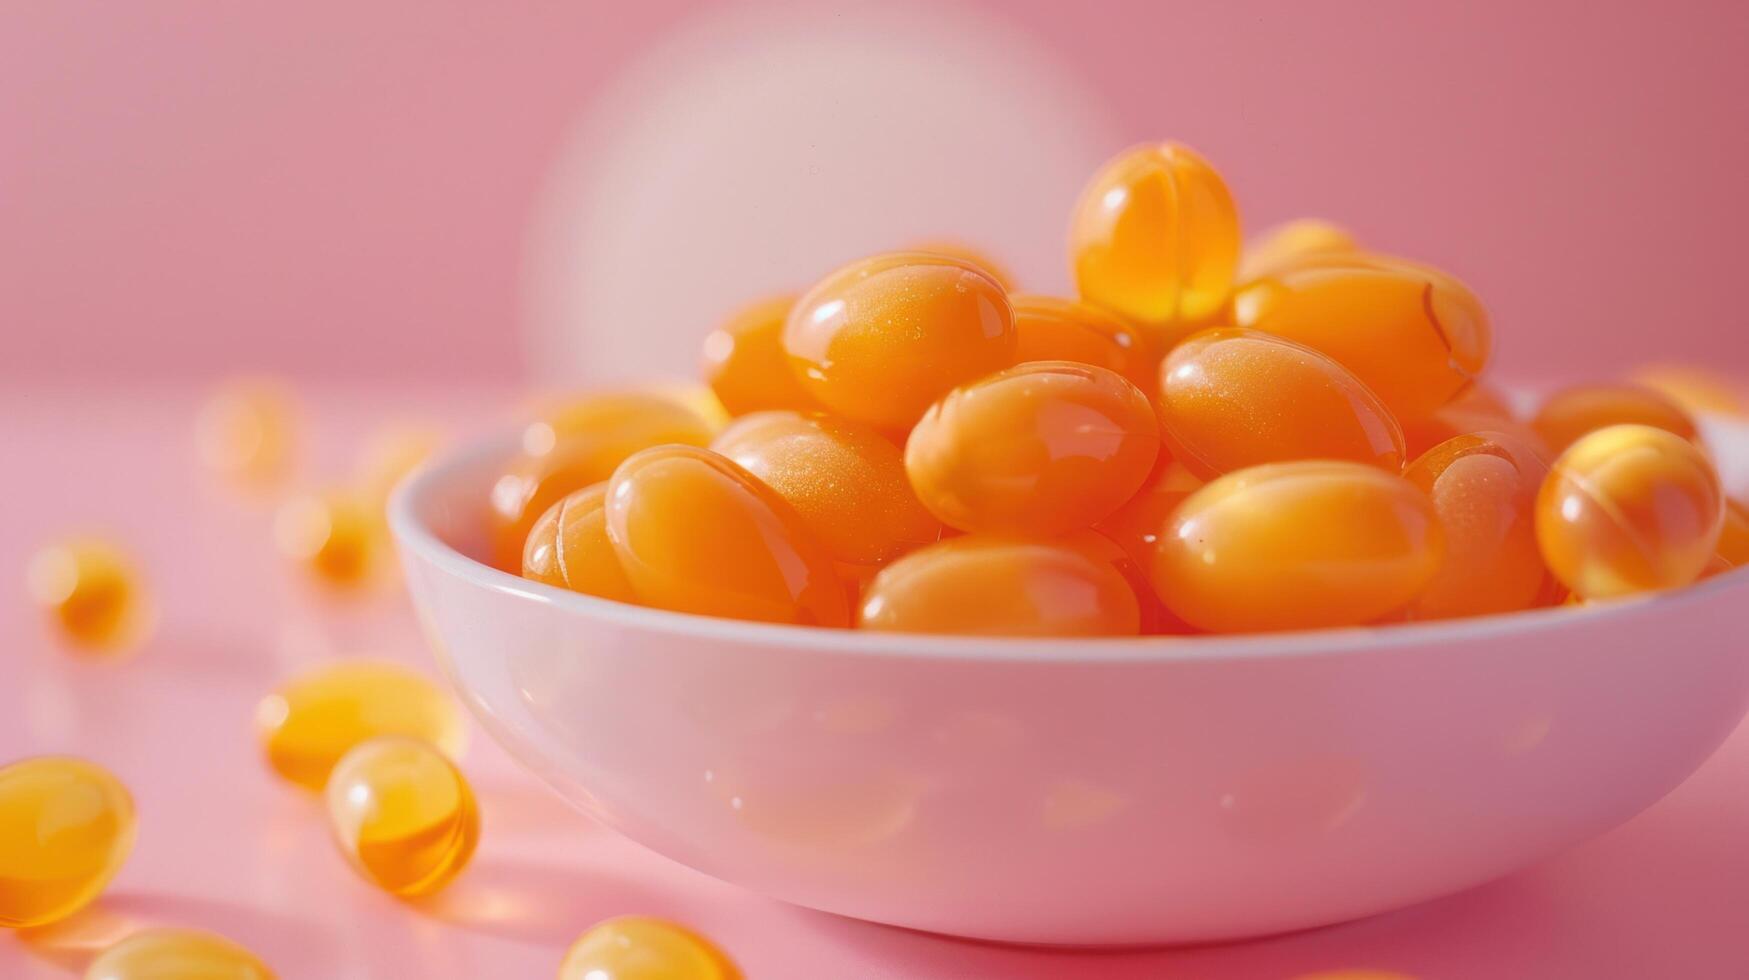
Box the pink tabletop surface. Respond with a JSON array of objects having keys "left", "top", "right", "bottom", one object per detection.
[{"left": 3, "top": 386, "right": 1747, "bottom": 980}]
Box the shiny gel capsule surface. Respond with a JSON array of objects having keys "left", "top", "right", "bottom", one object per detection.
[
  {"left": 0, "top": 757, "right": 136, "bottom": 928},
  {"left": 256, "top": 661, "right": 468, "bottom": 791},
  {"left": 27, "top": 539, "right": 154, "bottom": 654},
  {"left": 1094, "top": 459, "right": 1203, "bottom": 567},
  {"left": 325, "top": 736, "right": 479, "bottom": 896},
  {"left": 1536, "top": 424, "right": 1723, "bottom": 599},
  {"left": 1530, "top": 382, "right": 1698, "bottom": 454},
  {"left": 1069, "top": 142, "right": 1240, "bottom": 331},
  {"left": 86, "top": 927, "right": 275, "bottom": 980},
  {"left": 1009, "top": 294, "right": 1154, "bottom": 387},
  {"left": 859, "top": 535, "right": 1141, "bottom": 636},
  {"left": 522, "top": 483, "right": 640, "bottom": 602},
  {"left": 785, "top": 252, "right": 1015, "bottom": 429},
  {"left": 906, "top": 361, "right": 1161, "bottom": 535},
  {"left": 1153, "top": 461, "right": 1444, "bottom": 632},
  {"left": 712, "top": 411, "right": 939, "bottom": 564},
  {"left": 1236, "top": 218, "right": 1359, "bottom": 282},
  {"left": 1157, "top": 327, "right": 1404, "bottom": 476},
  {"left": 558, "top": 915, "right": 742, "bottom": 980},
  {"left": 273, "top": 491, "right": 382, "bottom": 588},
  {"left": 909, "top": 239, "right": 1017, "bottom": 291},
  {"left": 699, "top": 294, "right": 816, "bottom": 417},
  {"left": 1401, "top": 382, "right": 1541, "bottom": 458},
  {"left": 606, "top": 446, "right": 849, "bottom": 626}
]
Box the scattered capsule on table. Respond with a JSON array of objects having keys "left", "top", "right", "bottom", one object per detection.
[
  {"left": 1152, "top": 461, "right": 1444, "bottom": 632},
  {"left": 605, "top": 446, "right": 849, "bottom": 626},
  {"left": 1236, "top": 218, "right": 1359, "bottom": 282},
  {"left": 324, "top": 736, "right": 479, "bottom": 897},
  {"left": 273, "top": 490, "right": 382, "bottom": 589},
  {"left": 194, "top": 379, "right": 298, "bottom": 489},
  {"left": 1156, "top": 327, "right": 1404, "bottom": 476},
  {"left": 256, "top": 661, "right": 468, "bottom": 791},
  {"left": 712, "top": 411, "right": 940, "bottom": 564},
  {"left": 1530, "top": 382, "right": 1698, "bottom": 454},
  {"left": 0, "top": 757, "right": 136, "bottom": 928},
  {"left": 699, "top": 295, "right": 816, "bottom": 417},
  {"left": 859, "top": 535, "right": 1141, "bottom": 636},
  {"left": 27, "top": 539, "right": 155, "bottom": 654},
  {"left": 86, "top": 927, "right": 275, "bottom": 980},
  {"left": 1536, "top": 424, "right": 1724, "bottom": 599},
  {"left": 1008, "top": 294, "right": 1155, "bottom": 388},
  {"left": 558, "top": 915, "right": 742, "bottom": 980},
  {"left": 1403, "top": 431, "right": 1557, "bottom": 619},
  {"left": 1069, "top": 142, "right": 1241, "bottom": 333},
  {"left": 1630, "top": 364, "right": 1746, "bottom": 418},
  {"left": 906, "top": 361, "right": 1161, "bottom": 535},
  {"left": 908, "top": 239, "right": 1017, "bottom": 291},
  {"left": 522, "top": 483, "right": 640, "bottom": 603},
  {"left": 784, "top": 252, "right": 1016, "bottom": 429}
]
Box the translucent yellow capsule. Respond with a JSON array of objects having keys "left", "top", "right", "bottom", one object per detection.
[
  {"left": 273, "top": 490, "right": 383, "bottom": 589},
  {"left": 0, "top": 757, "right": 136, "bottom": 928},
  {"left": 324, "top": 736, "right": 479, "bottom": 896},
  {"left": 256, "top": 662, "right": 467, "bottom": 791},
  {"left": 194, "top": 379, "right": 298, "bottom": 489},
  {"left": 1237, "top": 218, "right": 1359, "bottom": 282},
  {"left": 86, "top": 927, "right": 275, "bottom": 980},
  {"left": 27, "top": 539, "right": 155, "bottom": 654},
  {"left": 558, "top": 915, "right": 742, "bottom": 980}
]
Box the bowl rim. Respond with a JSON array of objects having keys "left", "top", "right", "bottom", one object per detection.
[{"left": 388, "top": 429, "right": 1749, "bottom": 665}]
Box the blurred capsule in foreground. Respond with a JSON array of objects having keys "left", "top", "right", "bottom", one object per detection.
[
  {"left": 1530, "top": 382, "right": 1698, "bottom": 454},
  {"left": 1237, "top": 218, "right": 1359, "bottom": 282},
  {"left": 1009, "top": 294, "right": 1155, "bottom": 388},
  {"left": 325, "top": 736, "right": 478, "bottom": 896},
  {"left": 27, "top": 539, "right": 155, "bottom": 654},
  {"left": 559, "top": 915, "right": 741, "bottom": 980},
  {"left": 0, "top": 757, "right": 136, "bottom": 928},
  {"left": 274, "top": 490, "right": 383, "bottom": 589},
  {"left": 86, "top": 927, "right": 275, "bottom": 980},
  {"left": 256, "top": 661, "right": 467, "bottom": 791},
  {"left": 699, "top": 295, "right": 815, "bottom": 417}
]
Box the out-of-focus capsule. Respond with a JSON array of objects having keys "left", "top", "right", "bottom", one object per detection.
[
  {"left": 1530, "top": 382, "right": 1698, "bottom": 454},
  {"left": 1157, "top": 327, "right": 1404, "bottom": 476},
  {"left": 712, "top": 411, "right": 939, "bottom": 564},
  {"left": 699, "top": 295, "right": 816, "bottom": 417},
  {"left": 1400, "top": 383, "right": 1542, "bottom": 458},
  {"left": 256, "top": 661, "right": 468, "bottom": 791},
  {"left": 605, "top": 446, "right": 848, "bottom": 626},
  {"left": 521, "top": 483, "right": 639, "bottom": 602},
  {"left": 26, "top": 539, "right": 155, "bottom": 654},
  {"left": 909, "top": 239, "right": 1017, "bottom": 291},
  {"left": 324, "top": 736, "right": 478, "bottom": 896},
  {"left": 1152, "top": 461, "right": 1444, "bottom": 632},
  {"left": 274, "top": 490, "right": 382, "bottom": 589},
  {"left": 1536, "top": 424, "right": 1723, "bottom": 599},
  {"left": 1237, "top": 219, "right": 1359, "bottom": 282},
  {"left": 86, "top": 927, "right": 276, "bottom": 980},
  {"left": 1009, "top": 294, "right": 1155, "bottom": 388},
  {"left": 906, "top": 361, "right": 1160, "bottom": 535},
  {"left": 1069, "top": 143, "right": 1240, "bottom": 332},
  {"left": 1630, "top": 364, "right": 1747, "bottom": 418},
  {"left": 1718, "top": 498, "right": 1749, "bottom": 567},
  {"left": 195, "top": 379, "right": 298, "bottom": 489},
  {"left": 784, "top": 252, "right": 1015, "bottom": 429},
  {"left": 0, "top": 757, "right": 135, "bottom": 928},
  {"left": 859, "top": 535, "right": 1140, "bottom": 637},
  {"left": 558, "top": 915, "right": 742, "bottom": 980}
]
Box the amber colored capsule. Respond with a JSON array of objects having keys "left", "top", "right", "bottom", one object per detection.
[
  {"left": 1401, "top": 383, "right": 1541, "bottom": 458},
  {"left": 699, "top": 295, "right": 817, "bottom": 417},
  {"left": 325, "top": 736, "right": 479, "bottom": 896},
  {"left": 255, "top": 661, "right": 467, "bottom": 791},
  {"left": 1009, "top": 294, "right": 1155, "bottom": 387},
  {"left": 712, "top": 411, "right": 939, "bottom": 564},
  {"left": 0, "top": 757, "right": 136, "bottom": 928},
  {"left": 1062, "top": 528, "right": 1188, "bottom": 635},
  {"left": 521, "top": 483, "right": 640, "bottom": 602},
  {"left": 87, "top": 927, "right": 276, "bottom": 980},
  {"left": 1153, "top": 461, "right": 1444, "bottom": 632},
  {"left": 195, "top": 379, "right": 298, "bottom": 488},
  {"left": 1069, "top": 142, "right": 1240, "bottom": 331},
  {"left": 1236, "top": 218, "right": 1359, "bottom": 282},
  {"left": 1536, "top": 424, "right": 1724, "bottom": 599},
  {"left": 909, "top": 239, "right": 1017, "bottom": 291},
  {"left": 1530, "top": 383, "right": 1698, "bottom": 454},
  {"left": 1233, "top": 259, "right": 1490, "bottom": 422},
  {"left": 26, "top": 539, "right": 155, "bottom": 654},
  {"left": 785, "top": 252, "right": 1015, "bottom": 429},
  {"left": 859, "top": 535, "right": 1140, "bottom": 636},
  {"left": 1403, "top": 431, "right": 1556, "bottom": 619},
  {"left": 274, "top": 490, "right": 382, "bottom": 588},
  {"left": 1094, "top": 459, "right": 1203, "bottom": 566},
  {"left": 1157, "top": 327, "right": 1404, "bottom": 476},
  {"left": 558, "top": 915, "right": 742, "bottom": 980},
  {"left": 1718, "top": 499, "right": 1749, "bottom": 567},
  {"left": 1631, "top": 364, "right": 1746, "bottom": 417},
  {"left": 605, "top": 446, "right": 848, "bottom": 626},
  {"left": 906, "top": 361, "right": 1160, "bottom": 535}
]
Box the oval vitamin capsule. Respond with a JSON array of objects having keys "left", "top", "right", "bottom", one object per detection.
[
  {"left": 699, "top": 294, "right": 815, "bottom": 417},
  {"left": 1236, "top": 218, "right": 1359, "bottom": 283},
  {"left": 522, "top": 483, "right": 639, "bottom": 602},
  {"left": 1530, "top": 382, "right": 1698, "bottom": 454},
  {"left": 26, "top": 539, "right": 155, "bottom": 654},
  {"left": 87, "top": 927, "right": 276, "bottom": 980},
  {"left": 1009, "top": 294, "right": 1155, "bottom": 387},
  {"left": 0, "top": 757, "right": 136, "bottom": 928},
  {"left": 325, "top": 736, "right": 479, "bottom": 897},
  {"left": 255, "top": 660, "right": 468, "bottom": 791},
  {"left": 559, "top": 916, "right": 742, "bottom": 980}
]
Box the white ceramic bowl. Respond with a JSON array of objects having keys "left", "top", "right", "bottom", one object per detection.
[{"left": 391, "top": 432, "right": 1749, "bottom": 946}]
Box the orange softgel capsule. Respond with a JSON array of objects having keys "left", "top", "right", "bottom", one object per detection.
[
  {"left": 1631, "top": 364, "right": 1747, "bottom": 417},
  {"left": 1094, "top": 459, "right": 1203, "bottom": 566},
  {"left": 26, "top": 539, "right": 154, "bottom": 653},
  {"left": 606, "top": 446, "right": 849, "bottom": 626},
  {"left": 256, "top": 661, "right": 468, "bottom": 791},
  {"left": 194, "top": 378, "right": 298, "bottom": 488},
  {"left": 523, "top": 483, "right": 640, "bottom": 602},
  {"left": 699, "top": 294, "right": 816, "bottom": 417},
  {"left": 87, "top": 927, "right": 275, "bottom": 980},
  {"left": 1718, "top": 498, "right": 1749, "bottom": 567},
  {"left": 1403, "top": 431, "right": 1556, "bottom": 619},
  {"left": 1236, "top": 218, "right": 1359, "bottom": 282},
  {"left": 859, "top": 535, "right": 1141, "bottom": 636},
  {"left": 909, "top": 239, "right": 1017, "bottom": 291},
  {"left": 274, "top": 490, "right": 382, "bottom": 588},
  {"left": 1069, "top": 142, "right": 1240, "bottom": 331},
  {"left": 0, "top": 757, "right": 136, "bottom": 928},
  {"left": 784, "top": 252, "right": 1015, "bottom": 429},
  {"left": 558, "top": 915, "right": 742, "bottom": 980},
  {"left": 1233, "top": 257, "right": 1491, "bottom": 422},
  {"left": 1401, "top": 382, "right": 1541, "bottom": 458},
  {"left": 906, "top": 361, "right": 1160, "bottom": 535},
  {"left": 324, "top": 736, "right": 479, "bottom": 896},
  {"left": 1530, "top": 382, "right": 1698, "bottom": 454},
  {"left": 1153, "top": 461, "right": 1444, "bottom": 632},
  {"left": 1009, "top": 294, "right": 1155, "bottom": 387},
  {"left": 712, "top": 412, "right": 940, "bottom": 564},
  {"left": 1536, "top": 424, "right": 1723, "bottom": 599},
  {"left": 1157, "top": 327, "right": 1404, "bottom": 476}
]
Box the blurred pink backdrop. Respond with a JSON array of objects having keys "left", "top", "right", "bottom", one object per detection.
[{"left": 3, "top": 0, "right": 1746, "bottom": 386}]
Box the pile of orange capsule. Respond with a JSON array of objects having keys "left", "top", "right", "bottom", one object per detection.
[{"left": 500, "top": 141, "right": 1747, "bottom": 635}]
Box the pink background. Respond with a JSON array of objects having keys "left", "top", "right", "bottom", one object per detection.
[{"left": 3, "top": 0, "right": 1747, "bottom": 386}]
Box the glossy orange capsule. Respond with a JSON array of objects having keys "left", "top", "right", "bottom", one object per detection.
[
  {"left": 1009, "top": 294, "right": 1155, "bottom": 387},
  {"left": 0, "top": 757, "right": 136, "bottom": 928},
  {"left": 558, "top": 915, "right": 742, "bottom": 980},
  {"left": 1236, "top": 218, "right": 1359, "bottom": 282},
  {"left": 86, "top": 927, "right": 276, "bottom": 980},
  {"left": 1157, "top": 327, "right": 1404, "bottom": 476},
  {"left": 1401, "top": 382, "right": 1541, "bottom": 458},
  {"left": 1403, "top": 431, "right": 1556, "bottom": 619},
  {"left": 605, "top": 446, "right": 849, "bottom": 626},
  {"left": 26, "top": 539, "right": 155, "bottom": 653},
  {"left": 1152, "top": 461, "right": 1444, "bottom": 632},
  {"left": 1536, "top": 424, "right": 1723, "bottom": 599},
  {"left": 1718, "top": 498, "right": 1749, "bottom": 567},
  {"left": 859, "top": 535, "right": 1141, "bottom": 636},
  {"left": 1094, "top": 458, "right": 1203, "bottom": 566},
  {"left": 274, "top": 490, "right": 383, "bottom": 588},
  {"left": 699, "top": 294, "right": 816, "bottom": 417},
  {"left": 909, "top": 239, "right": 1017, "bottom": 291},
  {"left": 1631, "top": 364, "right": 1746, "bottom": 418},
  {"left": 712, "top": 411, "right": 939, "bottom": 564},
  {"left": 1069, "top": 142, "right": 1240, "bottom": 330},
  {"left": 906, "top": 361, "right": 1161, "bottom": 535},
  {"left": 1530, "top": 382, "right": 1698, "bottom": 454},
  {"left": 784, "top": 252, "right": 1016, "bottom": 429},
  {"left": 1062, "top": 528, "right": 1188, "bottom": 635},
  {"left": 522, "top": 483, "right": 639, "bottom": 602}
]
